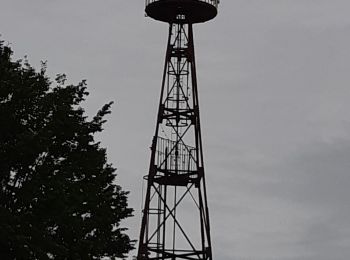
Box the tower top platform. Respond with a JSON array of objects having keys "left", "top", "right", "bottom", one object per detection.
[{"left": 145, "top": 0, "right": 218, "bottom": 24}]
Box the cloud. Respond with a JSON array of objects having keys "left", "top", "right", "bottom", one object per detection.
[{"left": 208, "top": 137, "right": 350, "bottom": 260}]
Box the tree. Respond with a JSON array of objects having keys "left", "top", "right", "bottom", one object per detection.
[{"left": 0, "top": 40, "right": 134, "bottom": 259}]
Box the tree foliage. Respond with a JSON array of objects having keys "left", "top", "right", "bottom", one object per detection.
[{"left": 0, "top": 41, "right": 134, "bottom": 259}]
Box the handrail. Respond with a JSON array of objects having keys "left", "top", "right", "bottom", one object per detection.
[{"left": 146, "top": 0, "right": 219, "bottom": 9}]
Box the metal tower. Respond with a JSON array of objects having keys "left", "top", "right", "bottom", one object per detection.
[{"left": 138, "top": 1, "right": 218, "bottom": 259}]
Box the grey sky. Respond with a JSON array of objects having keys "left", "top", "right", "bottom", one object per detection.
[{"left": 1, "top": 0, "right": 350, "bottom": 259}]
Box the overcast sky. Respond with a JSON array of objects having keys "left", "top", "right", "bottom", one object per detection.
[{"left": 1, "top": 0, "right": 350, "bottom": 259}]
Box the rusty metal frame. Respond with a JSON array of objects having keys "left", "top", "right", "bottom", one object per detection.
[{"left": 137, "top": 21, "right": 212, "bottom": 260}]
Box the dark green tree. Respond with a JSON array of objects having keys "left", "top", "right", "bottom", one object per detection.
[{"left": 0, "top": 41, "right": 134, "bottom": 259}]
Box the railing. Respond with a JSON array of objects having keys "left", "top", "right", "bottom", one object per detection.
[
  {"left": 156, "top": 137, "right": 197, "bottom": 174},
  {"left": 145, "top": 0, "right": 219, "bottom": 8}
]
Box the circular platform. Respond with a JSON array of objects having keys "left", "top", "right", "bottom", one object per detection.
[{"left": 145, "top": 0, "right": 218, "bottom": 24}]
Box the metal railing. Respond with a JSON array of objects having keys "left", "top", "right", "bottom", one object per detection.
[
  {"left": 156, "top": 137, "right": 197, "bottom": 174},
  {"left": 146, "top": 0, "right": 219, "bottom": 9}
]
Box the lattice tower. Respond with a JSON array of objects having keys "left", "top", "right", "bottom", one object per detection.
[{"left": 138, "top": 1, "right": 219, "bottom": 259}]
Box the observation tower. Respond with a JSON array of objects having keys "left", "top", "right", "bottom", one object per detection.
[{"left": 138, "top": 1, "right": 219, "bottom": 260}]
